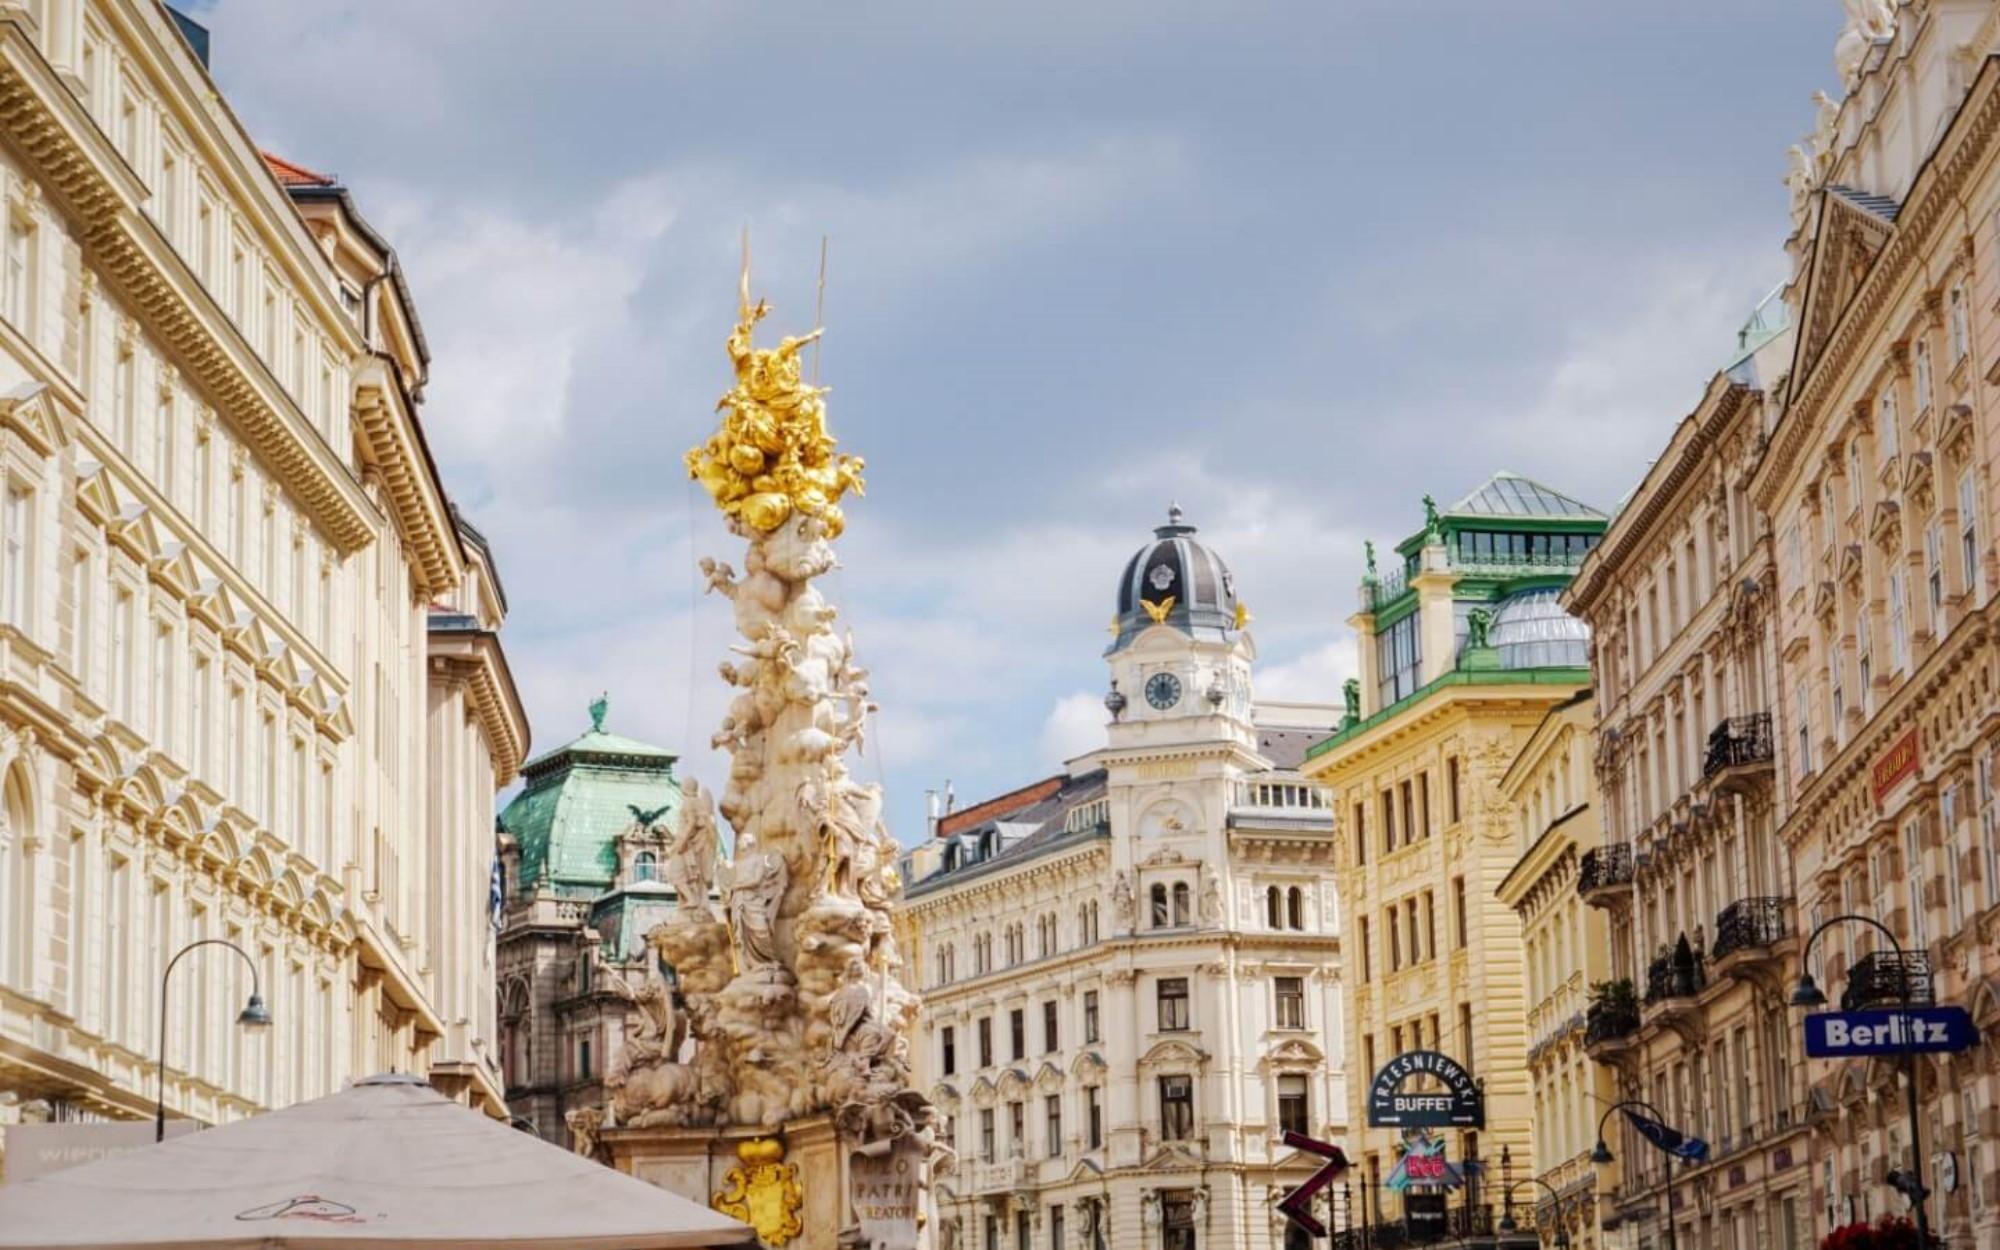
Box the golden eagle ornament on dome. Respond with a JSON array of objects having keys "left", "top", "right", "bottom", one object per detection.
[{"left": 685, "top": 269, "right": 866, "bottom": 538}]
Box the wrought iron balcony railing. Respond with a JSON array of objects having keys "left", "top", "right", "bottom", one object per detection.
[
  {"left": 1703, "top": 713, "right": 1775, "bottom": 778},
  {"left": 1578, "top": 844, "right": 1635, "bottom": 897},
  {"left": 1644, "top": 946, "right": 1706, "bottom": 1004},
  {"left": 1585, "top": 1000, "right": 1640, "bottom": 1047},
  {"left": 1839, "top": 950, "right": 1934, "bottom": 1010},
  {"left": 1711, "top": 897, "right": 1790, "bottom": 962}
]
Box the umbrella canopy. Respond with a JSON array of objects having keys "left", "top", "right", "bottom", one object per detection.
[{"left": 0, "top": 1074, "right": 751, "bottom": 1250}]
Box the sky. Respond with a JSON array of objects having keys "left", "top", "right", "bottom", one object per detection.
[{"left": 193, "top": 0, "right": 1839, "bottom": 841}]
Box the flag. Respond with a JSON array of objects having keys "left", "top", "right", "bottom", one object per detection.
[
  {"left": 1622, "top": 1108, "right": 1709, "bottom": 1162},
  {"left": 489, "top": 859, "right": 505, "bottom": 931}
]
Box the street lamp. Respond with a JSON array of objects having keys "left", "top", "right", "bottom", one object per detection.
[
  {"left": 1591, "top": 1099, "right": 1681, "bottom": 1250},
  {"left": 1499, "top": 1175, "right": 1571, "bottom": 1249},
  {"left": 155, "top": 939, "right": 271, "bottom": 1141},
  {"left": 1793, "top": 913, "right": 1932, "bottom": 1249}
]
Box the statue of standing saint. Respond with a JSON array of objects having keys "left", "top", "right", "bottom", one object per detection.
[
  {"left": 669, "top": 777, "right": 721, "bottom": 917},
  {"left": 728, "top": 832, "right": 791, "bottom": 986}
]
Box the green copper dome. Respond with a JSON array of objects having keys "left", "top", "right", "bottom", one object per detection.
[{"left": 500, "top": 698, "right": 679, "bottom": 898}]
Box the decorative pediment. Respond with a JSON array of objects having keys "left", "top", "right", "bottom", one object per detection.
[
  {"left": 74, "top": 458, "right": 120, "bottom": 525},
  {"left": 1034, "top": 1062, "right": 1065, "bottom": 1090},
  {"left": 997, "top": 1066, "right": 1032, "bottom": 1095},
  {"left": 1140, "top": 846, "right": 1188, "bottom": 867},
  {"left": 930, "top": 1082, "right": 961, "bottom": 1107},
  {"left": 1069, "top": 1049, "right": 1108, "bottom": 1077},
  {"left": 1064, "top": 1158, "right": 1105, "bottom": 1182},
  {"left": 0, "top": 381, "right": 65, "bottom": 457},
  {"left": 1868, "top": 499, "right": 1902, "bottom": 551},
  {"left": 1837, "top": 543, "right": 1865, "bottom": 588},
  {"left": 1813, "top": 579, "right": 1839, "bottom": 622},
  {"left": 150, "top": 541, "right": 201, "bottom": 598},
  {"left": 969, "top": 1076, "right": 998, "bottom": 1106},
  {"left": 191, "top": 578, "right": 243, "bottom": 631},
  {"left": 1139, "top": 1037, "right": 1210, "bottom": 1068},
  {"left": 1140, "top": 1142, "right": 1203, "bottom": 1171},
  {"left": 1261, "top": 1038, "right": 1325, "bottom": 1070},
  {"left": 107, "top": 504, "right": 165, "bottom": 563},
  {"left": 1938, "top": 402, "right": 1975, "bottom": 459},
  {"left": 1902, "top": 450, "right": 1935, "bottom": 509},
  {"left": 1794, "top": 187, "right": 1898, "bottom": 387},
  {"left": 225, "top": 613, "right": 274, "bottom": 664},
  {"left": 320, "top": 696, "right": 355, "bottom": 741}
]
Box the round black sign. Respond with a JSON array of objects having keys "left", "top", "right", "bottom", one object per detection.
[{"left": 1366, "top": 1050, "right": 1483, "bottom": 1128}]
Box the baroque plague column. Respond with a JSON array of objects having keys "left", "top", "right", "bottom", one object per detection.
[{"left": 599, "top": 273, "right": 935, "bottom": 1250}]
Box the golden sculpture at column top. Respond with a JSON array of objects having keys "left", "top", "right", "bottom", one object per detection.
[
  {"left": 711, "top": 1137, "right": 805, "bottom": 1247},
  {"left": 685, "top": 264, "right": 866, "bottom": 539}
]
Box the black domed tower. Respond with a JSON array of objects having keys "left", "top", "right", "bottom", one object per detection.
[{"left": 1103, "top": 506, "right": 1255, "bottom": 749}]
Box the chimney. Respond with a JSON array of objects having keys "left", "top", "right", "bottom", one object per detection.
[{"left": 926, "top": 789, "right": 941, "bottom": 839}]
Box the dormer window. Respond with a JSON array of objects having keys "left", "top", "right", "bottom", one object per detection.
[{"left": 633, "top": 851, "right": 657, "bottom": 883}]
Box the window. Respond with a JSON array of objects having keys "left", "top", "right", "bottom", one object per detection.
[
  {"left": 1171, "top": 881, "right": 1190, "bottom": 926},
  {"left": 1447, "top": 756, "right": 1461, "bottom": 823},
  {"left": 1275, "top": 976, "right": 1305, "bottom": 1029},
  {"left": 986, "top": 1216, "right": 999, "bottom": 1250},
  {"left": 1157, "top": 977, "right": 1190, "bottom": 1031},
  {"left": 1418, "top": 770, "right": 1431, "bottom": 836},
  {"left": 1376, "top": 611, "right": 1422, "bottom": 707},
  {"left": 4, "top": 210, "right": 31, "bottom": 333},
  {"left": 1926, "top": 522, "right": 1945, "bottom": 630},
  {"left": 1388, "top": 907, "right": 1401, "bottom": 970},
  {"left": 1888, "top": 572, "right": 1909, "bottom": 672},
  {"left": 1379, "top": 790, "right": 1394, "bottom": 854},
  {"left": 1083, "top": 990, "right": 1100, "bottom": 1043},
  {"left": 0, "top": 483, "right": 27, "bottom": 629},
  {"left": 1016, "top": 1211, "right": 1029, "bottom": 1250},
  {"left": 151, "top": 624, "right": 173, "bottom": 747},
  {"left": 1915, "top": 339, "right": 1934, "bottom": 411},
  {"left": 940, "top": 1026, "right": 956, "bottom": 1076},
  {"left": 1980, "top": 748, "right": 1999, "bottom": 910},
  {"left": 1950, "top": 284, "right": 1970, "bottom": 363},
  {"left": 1278, "top": 1074, "right": 1309, "bottom": 1136},
  {"left": 1150, "top": 883, "right": 1169, "bottom": 929},
  {"left": 1083, "top": 1085, "right": 1103, "bottom": 1149},
  {"left": 1400, "top": 780, "right": 1414, "bottom": 846},
  {"left": 191, "top": 656, "right": 209, "bottom": 779},
  {"left": 1352, "top": 802, "right": 1366, "bottom": 865},
  {"left": 114, "top": 348, "right": 135, "bottom": 451},
  {"left": 1878, "top": 388, "right": 1899, "bottom": 464},
  {"left": 1905, "top": 817, "right": 1928, "bottom": 949},
  {"left": 1795, "top": 684, "right": 1812, "bottom": 776},
  {"left": 1050, "top": 1205, "right": 1065, "bottom": 1250},
  {"left": 1423, "top": 890, "right": 1437, "bottom": 958},
  {"left": 1045, "top": 1095, "right": 1062, "bottom": 1158},
  {"left": 1944, "top": 784, "right": 1965, "bottom": 929},
  {"left": 632, "top": 851, "right": 656, "bottom": 882},
  {"left": 1856, "top": 607, "right": 1872, "bottom": 716},
  {"left": 978, "top": 1017, "right": 993, "bottom": 1068},
  {"left": 1009, "top": 1008, "right": 1025, "bottom": 1061},
  {"left": 1960, "top": 471, "right": 1980, "bottom": 598},
  {"left": 1158, "top": 1076, "right": 1194, "bottom": 1141},
  {"left": 1163, "top": 1195, "right": 1196, "bottom": 1250},
  {"left": 157, "top": 145, "right": 180, "bottom": 239},
  {"left": 1009, "top": 1101, "right": 1024, "bottom": 1157},
  {"left": 1458, "top": 1003, "right": 1475, "bottom": 1071},
  {"left": 1043, "top": 1000, "right": 1058, "bottom": 1053},
  {"left": 111, "top": 588, "right": 133, "bottom": 720},
  {"left": 979, "top": 1108, "right": 995, "bottom": 1162},
  {"left": 1452, "top": 876, "right": 1467, "bottom": 948},
  {"left": 1358, "top": 917, "right": 1371, "bottom": 982}
]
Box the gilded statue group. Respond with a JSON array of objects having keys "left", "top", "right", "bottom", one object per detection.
[{"left": 600, "top": 274, "right": 936, "bottom": 1161}]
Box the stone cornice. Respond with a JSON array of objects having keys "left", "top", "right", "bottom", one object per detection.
[
  {"left": 1756, "top": 56, "right": 2000, "bottom": 512},
  {"left": 356, "top": 362, "right": 464, "bottom": 596},
  {"left": 427, "top": 623, "right": 530, "bottom": 786},
  {"left": 0, "top": 23, "right": 377, "bottom": 554}
]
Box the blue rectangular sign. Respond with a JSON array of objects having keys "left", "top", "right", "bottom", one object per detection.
[{"left": 1802, "top": 1007, "right": 1978, "bottom": 1057}]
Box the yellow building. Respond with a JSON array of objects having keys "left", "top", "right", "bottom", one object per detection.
[
  {"left": 1494, "top": 691, "right": 1616, "bottom": 1250},
  {"left": 1300, "top": 475, "right": 1605, "bottom": 1234}
]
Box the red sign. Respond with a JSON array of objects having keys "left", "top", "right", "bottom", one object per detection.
[
  {"left": 1405, "top": 1154, "right": 1450, "bottom": 1181},
  {"left": 1872, "top": 728, "right": 1921, "bottom": 805}
]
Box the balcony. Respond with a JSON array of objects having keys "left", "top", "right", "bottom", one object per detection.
[
  {"left": 1644, "top": 945, "right": 1706, "bottom": 1006},
  {"left": 969, "top": 1156, "right": 1040, "bottom": 1195},
  {"left": 1578, "top": 844, "right": 1634, "bottom": 907},
  {"left": 1584, "top": 999, "right": 1640, "bottom": 1055},
  {"left": 1711, "top": 897, "right": 1790, "bottom": 971},
  {"left": 1703, "top": 714, "right": 1774, "bottom": 793},
  {"left": 1839, "top": 951, "right": 1934, "bottom": 1010}
]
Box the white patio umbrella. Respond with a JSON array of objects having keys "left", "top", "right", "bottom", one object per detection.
[{"left": 0, "top": 1074, "right": 751, "bottom": 1250}]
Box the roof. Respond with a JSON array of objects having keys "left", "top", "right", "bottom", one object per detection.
[
  {"left": 1256, "top": 724, "right": 1336, "bottom": 770},
  {"left": 261, "top": 149, "right": 337, "bottom": 188},
  {"left": 501, "top": 706, "right": 679, "bottom": 898},
  {"left": 1825, "top": 183, "right": 1902, "bottom": 223},
  {"left": 907, "top": 771, "right": 1109, "bottom": 895},
  {"left": 1447, "top": 472, "right": 1606, "bottom": 520},
  {"left": 938, "top": 775, "right": 1066, "bottom": 837}
]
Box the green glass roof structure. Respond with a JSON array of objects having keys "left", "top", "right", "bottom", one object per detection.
[{"left": 499, "top": 701, "right": 679, "bottom": 899}]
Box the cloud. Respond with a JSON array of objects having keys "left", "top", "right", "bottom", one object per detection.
[
  {"left": 1255, "top": 636, "right": 1358, "bottom": 707},
  {"left": 1039, "top": 692, "right": 1108, "bottom": 764}
]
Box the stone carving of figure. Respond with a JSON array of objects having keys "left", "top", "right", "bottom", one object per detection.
[
  {"left": 1111, "top": 872, "right": 1135, "bottom": 931},
  {"left": 1811, "top": 90, "right": 1840, "bottom": 169},
  {"left": 1466, "top": 607, "right": 1493, "bottom": 650},
  {"left": 1785, "top": 144, "right": 1816, "bottom": 217},
  {"left": 604, "top": 955, "right": 686, "bottom": 1072},
  {"left": 1421, "top": 494, "right": 1442, "bottom": 541},
  {"left": 1342, "top": 678, "right": 1361, "bottom": 723},
  {"left": 1199, "top": 866, "right": 1222, "bottom": 924},
  {"left": 1836, "top": 0, "right": 1895, "bottom": 81},
  {"left": 566, "top": 1107, "right": 606, "bottom": 1161},
  {"left": 1191, "top": 1189, "right": 1208, "bottom": 1227},
  {"left": 1141, "top": 1191, "right": 1162, "bottom": 1231},
  {"left": 669, "top": 778, "right": 721, "bottom": 917},
  {"left": 728, "top": 833, "right": 791, "bottom": 984},
  {"left": 1363, "top": 540, "right": 1377, "bottom": 581}
]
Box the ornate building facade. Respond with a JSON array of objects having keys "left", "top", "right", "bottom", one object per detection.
[
  {"left": 899, "top": 510, "right": 1347, "bottom": 1250},
  {"left": 0, "top": 0, "right": 526, "bottom": 1160},
  {"left": 1299, "top": 474, "right": 1605, "bottom": 1234},
  {"left": 1755, "top": 4, "right": 2000, "bottom": 1244},
  {"left": 1562, "top": 298, "right": 1809, "bottom": 1250},
  {"left": 495, "top": 703, "right": 684, "bottom": 1145},
  {"left": 1494, "top": 691, "right": 1617, "bottom": 1250}
]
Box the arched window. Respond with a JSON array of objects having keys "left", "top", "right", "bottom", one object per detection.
[
  {"left": 633, "top": 851, "right": 657, "bottom": 882},
  {"left": 1266, "top": 886, "right": 1282, "bottom": 929},
  {"left": 1150, "top": 884, "right": 1169, "bottom": 928},
  {"left": 1287, "top": 886, "right": 1305, "bottom": 931},
  {"left": 1171, "top": 882, "right": 1191, "bottom": 927}
]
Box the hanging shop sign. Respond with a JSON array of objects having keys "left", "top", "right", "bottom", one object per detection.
[{"left": 1367, "top": 1051, "right": 1484, "bottom": 1128}]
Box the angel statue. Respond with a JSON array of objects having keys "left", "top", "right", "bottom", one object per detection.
[{"left": 667, "top": 779, "right": 721, "bottom": 917}]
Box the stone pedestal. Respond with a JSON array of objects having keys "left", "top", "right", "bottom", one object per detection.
[{"left": 606, "top": 1116, "right": 846, "bottom": 1250}]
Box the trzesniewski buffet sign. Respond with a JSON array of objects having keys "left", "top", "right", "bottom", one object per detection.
[{"left": 1367, "top": 1051, "right": 1484, "bottom": 1128}]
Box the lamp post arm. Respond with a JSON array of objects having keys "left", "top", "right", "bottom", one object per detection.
[
  {"left": 1798, "top": 912, "right": 1904, "bottom": 975},
  {"left": 156, "top": 939, "right": 262, "bottom": 1142}
]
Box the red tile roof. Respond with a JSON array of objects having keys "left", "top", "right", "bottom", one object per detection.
[
  {"left": 262, "top": 150, "right": 336, "bottom": 188},
  {"left": 936, "top": 775, "right": 1067, "bottom": 838}
]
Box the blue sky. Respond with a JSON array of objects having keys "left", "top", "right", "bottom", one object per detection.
[{"left": 199, "top": 0, "right": 1835, "bottom": 840}]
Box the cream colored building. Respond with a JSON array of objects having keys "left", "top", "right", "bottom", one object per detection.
[
  {"left": 1562, "top": 298, "right": 1808, "bottom": 1250},
  {"left": 1300, "top": 474, "right": 1605, "bottom": 1235},
  {"left": 1751, "top": 5, "right": 2000, "bottom": 1244},
  {"left": 899, "top": 509, "right": 1347, "bottom": 1250},
  {"left": 0, "top": 0, "right": 527, "bottom": 1158},
  {"left": 1494, "top": 691, "right": 1616, "bottom": 1250}
]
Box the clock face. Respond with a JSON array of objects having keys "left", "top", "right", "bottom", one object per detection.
[{"left": 1145, "top": 672, "right": 1182, "bottom": 711}]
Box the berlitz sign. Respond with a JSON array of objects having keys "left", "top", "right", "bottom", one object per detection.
[
  {"left": 1366, "top": 1051, "right": 1483, "bottom": 1129},
  {"left": 1802, "top": 1007, "right": 1978, "bottom": 1058}
]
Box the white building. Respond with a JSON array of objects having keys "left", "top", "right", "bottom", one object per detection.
[
  {"left": 899, "top": 509, "right": 1348, "bottom": 1250},
  {"left": 0, "top": 0, "right": 527, "bottom": 1155}
]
